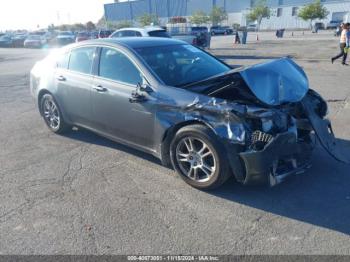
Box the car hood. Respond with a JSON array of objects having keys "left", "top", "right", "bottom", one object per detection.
[{"left": 238, "top": 58, "right": 309, "bottom": 106}]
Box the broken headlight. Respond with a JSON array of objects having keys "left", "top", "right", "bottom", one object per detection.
[
  {"left": 248, "top": 112, "right": 289, "bottom": 134},
  {"left": 246, "top": 111, "right": 290, "bottom": 150}
]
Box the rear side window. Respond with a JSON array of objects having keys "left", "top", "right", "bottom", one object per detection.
[
  {"left": 68, "top": 47, "right": 95, "bottom": 74},
  {"left": 111, "top": 30, "right": 136, "bottom": 37},
  {"left": 111, "top": 31, "right": 122, "bottom": 38},
  {"left": 148, "top": 30, "right": 170, "bottom": 38},
  {"left": 57, "top": 51, "right": 70, "bottom": 69},
  {"left": 99, "top": 47, "right": 142, "bottom": 85},
  {"left": 122, "top": 30, "right": 137, "bottom": 37}
]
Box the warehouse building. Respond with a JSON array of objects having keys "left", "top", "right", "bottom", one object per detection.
[{"left": 104, "top": 0, "right": 350, "bottom": 29}]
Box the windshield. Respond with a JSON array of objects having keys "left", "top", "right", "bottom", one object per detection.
[
  {"left": 134, "top": 44, "right": 231, "bottom": 87},
  {"left": 148, "top": 30, "right": 170, "bottom": 38}
]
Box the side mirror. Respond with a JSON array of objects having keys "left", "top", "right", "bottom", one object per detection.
[
  {"left": 129, "top": 82, "right": 152, "bottom": 104},
  {"left": 137, "top": 82, "right": 153, "bottom": 93}
]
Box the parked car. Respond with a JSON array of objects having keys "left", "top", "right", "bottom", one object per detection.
[
  {"left": 210, "top": 26, "right": 233, "bottom": 35},
  {"left": 314, "top": 22, "right": 325, "bottom": 30},
  {"left": 111, "top": 26, "right": 207, "bottom": 47},
  {"left": 0, "top": 35, "right": 13, "bottom": 47},
  {"left": 327, "top": 20, "right": 342, "bottom": 30},
  {"left": 210, "top": 26, "right": 226, "bottom": 35},
  {"left": 222, "top": 26, "right": 234, "bottom": 35},
  {"left": 247, "top": 24, "right": 258, "bottom": 32},
  {"left": 30, "top": 38, "right": 348, "bottom": 190},
  {"left": 12, "top": 34, "right": 28, "bottom": 47},
  {"left": 98, "top": 30, "right": 113, "bottom": 38},
  {"left": 110, "top": 27, "right": 171, "bottom": 38},
  {"left": 90, "top": 31, "right": 99, "bottom": 39},
  {"left": 56, "top": 31, "right": 75, "bottom": 46},
  {"left": 24, "top": 35, "right": 47, "bottom": 48},
  {"left": 44, "top": 31, "right": 54, "bottom": 41},
  {"left": 191, "top": 26, "right": 209, "bottom": 34},
  {"left": 76, "top": 32, "right": 90, "bottom": 42}
]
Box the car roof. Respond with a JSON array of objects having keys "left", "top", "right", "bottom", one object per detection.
[
  {"left": 115, "top": 27, "right": 165, "bottom": 33},
  {"left": 70, "top": 37, "right": 186, "bottom": 49}
]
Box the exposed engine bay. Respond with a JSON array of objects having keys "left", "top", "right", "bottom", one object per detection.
[{"left": 180, "top": 58, "right": 349, "bottom": 185}]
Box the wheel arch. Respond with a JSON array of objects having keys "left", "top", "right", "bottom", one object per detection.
[
  {"left": 37, "top": 89, "right": 52, "bottom": 116},
  {"left": 37, "top": 89, "right": 71, "bottom": 124},
  {"left": 160, "top": 119, "right": 217, "bottom": 167}
]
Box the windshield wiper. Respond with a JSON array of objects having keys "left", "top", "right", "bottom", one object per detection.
[{"left": 179, "top": 71, "right": 234, "bottom": 89}]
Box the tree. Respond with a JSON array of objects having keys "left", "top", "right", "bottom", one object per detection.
[
  {"left": 57, "top": 24, "right": 69, "bottom": 31},
  {"left": 86, "top": 21, "right": 96, "bottom": 31},
  {"left": 298, "top": 0, "right": 329, "bottom": 29},
  {"left": 190, "top": 11, "right": 210, "bottom": 25},
  {"left": 246, "top": 0, "right": 270, "bottom": 31},
  {"left": 107, "top": 20, "right": 133, "bottom": 30},
  {"left": 48, "top": 24, "right": 55, "bottom": 32},
  {"left": 72, "top": 23, "right": 86, "bottom": 31},
  {"left": 209, "top": 6, "right": 228, "bottom": 26},
  {"left": 97, "top": 16, "right": 107, "bottom": 29},
  {"left": 137, "top": 13, "right": 159, "bottom": 27}
]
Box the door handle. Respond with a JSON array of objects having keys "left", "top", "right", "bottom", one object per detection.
[
  {"left": 57, "top": 75, "right": 66, "bottom": 81},
  {"left": 93, "top": 85, "right": 108, "bottom": 92}
]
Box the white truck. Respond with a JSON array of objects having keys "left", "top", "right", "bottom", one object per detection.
[{"left": 327, "top": 12, "right": 350, "bottom": 29}]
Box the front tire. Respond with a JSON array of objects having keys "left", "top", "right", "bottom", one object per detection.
[
  {"left": 40, "top": 94, "right": 70, "bottom": 134},
  {"left": 170, "top": 125, "right": 231, "bottom": 190}
]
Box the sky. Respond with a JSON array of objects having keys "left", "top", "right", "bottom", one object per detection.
[{"left": 0, "top": 0, "right": 116, "bottom": 31}]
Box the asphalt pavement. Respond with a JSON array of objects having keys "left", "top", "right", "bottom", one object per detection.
[{"left": 0, "top": 31, "right": 350, "bottom": 255}]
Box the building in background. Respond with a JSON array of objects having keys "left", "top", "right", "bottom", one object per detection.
[
  {"left": 104, "top": 0, "right": 350, "bottom": 29},
  {"left": 260, "top": 0, "right": 350, "bottom": 29}
]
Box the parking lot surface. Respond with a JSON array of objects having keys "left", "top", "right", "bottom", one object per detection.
[{"left": 1, "top": 31, "right": 350, "bottom": 255}]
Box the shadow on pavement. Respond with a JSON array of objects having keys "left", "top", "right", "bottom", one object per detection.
[
  {"left": 64, "top": 128, "right": 350, "bottom": 235},
  {"left": 63, "top": 128, "right": 163, "bottom": 166},
  {"left": 210, "top": 139, "right": 350, "bottom": 236},
  {"left": 212, "top": 48, "right": 257, "bottom": 51}
]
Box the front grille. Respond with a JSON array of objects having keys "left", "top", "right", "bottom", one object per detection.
[
  {"left": 251, "top": 130, "right": 273, "bottom": 144},
  {"left": 250, "top": 131, "right": 274, "bottom": 151}
]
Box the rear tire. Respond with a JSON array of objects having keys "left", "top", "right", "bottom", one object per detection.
[
  {"left": 40, "top": 94, "right": 70, "bottom": 134},
  {"left": 170, "top": 125, "right": 231, "bottom": 190}
]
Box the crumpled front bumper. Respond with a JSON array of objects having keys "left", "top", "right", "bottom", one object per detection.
[{"left": 239, "top": 132, "right": 313, "bottom": 186}]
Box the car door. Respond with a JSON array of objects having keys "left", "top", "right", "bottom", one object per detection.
[
  {"left": 91, "top": 47, "right": 156, "bottom": 150},
  {"left": 55, "top": 46, "right": 96, "bottom": 126}
]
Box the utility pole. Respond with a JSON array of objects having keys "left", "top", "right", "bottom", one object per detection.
[{"left": 129, "top": 0, "right": 134, "bottom": 22}]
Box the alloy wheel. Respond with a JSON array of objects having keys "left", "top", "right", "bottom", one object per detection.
[
  {"left": 43, "top": 98, "right": 60, "bottom": 130},
  {"left": 175, "top": 137, "right": 217, "bottom": 183}
]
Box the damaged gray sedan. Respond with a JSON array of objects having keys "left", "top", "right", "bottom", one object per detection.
[{"left": 30, "top": 38, "right": 349, "bottom": 190}]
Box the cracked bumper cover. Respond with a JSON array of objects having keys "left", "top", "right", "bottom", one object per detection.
[{"left": 238, "top": 132, "right": 313, "bottom": 186}]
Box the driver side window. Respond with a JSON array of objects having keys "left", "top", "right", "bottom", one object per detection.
[{"left": 99, "top": 47, "right": 142, "bottom": 85}]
